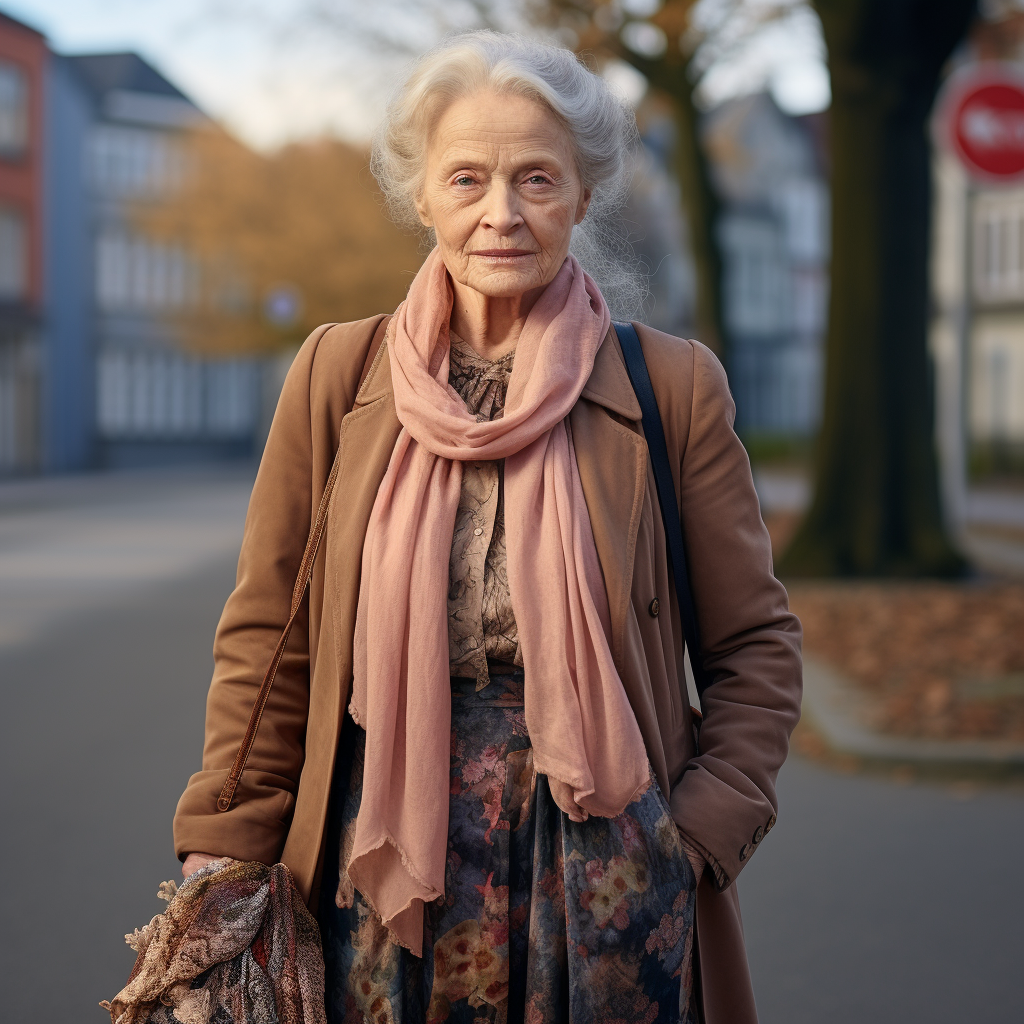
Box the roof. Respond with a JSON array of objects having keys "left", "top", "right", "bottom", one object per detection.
[
  {"left": 702, "top": 92, "right": 821, "bottom": 204},
  {"left": 63, "top": 52, "right": 190, "bottom": 103},
  {"left": 0, "top": 9, "right": 45, "bottom": 39}
]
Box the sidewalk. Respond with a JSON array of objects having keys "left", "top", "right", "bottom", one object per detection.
[
  {"left": 802, "top": 655, "right": 1024, "bottom": 767},
  {"left": 0, "top": 464, "right": 254, "bottom": 652},
  {"left": 754, "top": 469, "right": 1024, "bottom": 766}
]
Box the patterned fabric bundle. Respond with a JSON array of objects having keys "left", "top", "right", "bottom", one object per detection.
[{"left": 101, "top": 859, "right": 325, "bottom": 1024}]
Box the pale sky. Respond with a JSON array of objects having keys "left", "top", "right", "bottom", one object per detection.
[{"left": 4, "top": 0, "right": 830, "bottom": 150}]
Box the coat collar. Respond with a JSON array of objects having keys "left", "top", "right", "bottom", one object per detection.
[
  {"left": 355, "top": 323, "right": 642, "bottom": 422},
  {"left": 343, "top": 318, "right": 647, "bottom": 676},
  {"left": 582, "top": 327, "right": 643, "bottom": 421}
]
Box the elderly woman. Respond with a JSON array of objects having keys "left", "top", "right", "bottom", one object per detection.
[{"left": 174, "top": 31, "right": 801, "bottom": 1024}]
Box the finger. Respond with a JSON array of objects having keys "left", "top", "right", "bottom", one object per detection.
[
  {"left": 680, "top": 841, "right": 704, "bottom": 882},
  {"left": 548, "top": 778, "right": 588, "bottom": 822},
  {"left": 182, "top": 853, "right": 218, "bottom": 879}
]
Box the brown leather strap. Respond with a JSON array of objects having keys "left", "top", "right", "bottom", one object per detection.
[{"left": 216, "top": 315, "right": 391, "bottom": 813}]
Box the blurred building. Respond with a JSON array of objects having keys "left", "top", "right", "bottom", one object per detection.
[
  {"left": 968, "top": 185, "right": 1024, "bottom": 450},
  {"left": 629, "top": 107, "right": 697, "bottom": 338},
  {"left": 45, "top": 52, "right": 262, "bottom": 471},
  {"left": 933, "top": 152, "right": 1024, "bottom": 495},
  {"left": 703, "top": 93, "right": 830, "bottom": 439},
  {"left": 0, "top": 12, "right": 45, "bottom": 472}
]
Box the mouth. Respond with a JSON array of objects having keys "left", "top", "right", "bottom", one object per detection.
[{"left": 469, "top": 249, "right": 536, "bottom": 260}]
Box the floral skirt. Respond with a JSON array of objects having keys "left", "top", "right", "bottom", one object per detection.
[{"left": 317, "top": 669, "right": 699, "bottom": 1024}]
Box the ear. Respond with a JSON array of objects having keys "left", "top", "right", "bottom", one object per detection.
[
  {"left": 574, "top": 187, "right": 592, "bottom": 226},
  {"left": 414, "top": 187, "right": 433, "bottom": 229}
]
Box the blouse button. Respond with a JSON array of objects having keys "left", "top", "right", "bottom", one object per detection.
[
  {"left": 473, "top": 527, "right": 483, "bottom": 536},
  {"left": 648, "top": 598, "right": 660, "bottom": 618}
]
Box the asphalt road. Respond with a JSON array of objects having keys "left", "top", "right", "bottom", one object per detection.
[{"left": 1, "top": 468, "right": 1022, "bottom": 1022}]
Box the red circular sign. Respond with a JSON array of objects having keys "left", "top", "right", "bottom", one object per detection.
[{"left": 950, "top": 77, "right": 1024, "bottom": 179}]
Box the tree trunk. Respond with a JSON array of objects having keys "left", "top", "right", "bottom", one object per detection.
[
  {"left": 780, "top": 0, "right": 976, "bottom": 576},
  {"left": 669, "top": 71, "right": 727, "bottom": 362}
]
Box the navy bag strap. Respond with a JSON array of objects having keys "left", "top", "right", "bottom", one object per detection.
[{"left": 613, "top": 321, "right": 713, "bottom": 704}]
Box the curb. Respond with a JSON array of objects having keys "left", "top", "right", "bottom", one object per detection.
[{"left": 801, "top": 655, "right": 1024, "bottom": 766}]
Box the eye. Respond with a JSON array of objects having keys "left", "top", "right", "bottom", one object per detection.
[
  {"left": 525, "top": 174, "right": 551, "bottom": 185},
  {"left": 453, "top": 174, "right": 476, "bottom": 187}
]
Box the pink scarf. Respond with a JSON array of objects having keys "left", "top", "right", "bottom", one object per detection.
[{"left": 348, "top": 248, "right": 650, "bottom": 955}]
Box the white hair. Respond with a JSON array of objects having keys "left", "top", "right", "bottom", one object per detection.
[{"left": 370, "top": 31, "right": 646, "bottom": 318}]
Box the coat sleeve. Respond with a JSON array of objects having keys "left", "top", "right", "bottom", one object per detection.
[
  {"left": 173, "top": 323, "right": 349, "bottom": 866},
  {"left": 667, "top": 340, "right": 803, "bottom": 889}
]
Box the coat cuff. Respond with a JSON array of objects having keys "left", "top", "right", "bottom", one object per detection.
[
  {"left": 173, "top": 769, "right": 297, "bottom": 866},
  {"left": 668, "top": 763, "right": 778, "bottom": 888}
]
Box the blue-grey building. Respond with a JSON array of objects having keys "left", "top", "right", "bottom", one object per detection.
[
  {"left": 45, "top": 51, "right": 262, "bottom": 471},
  {"left": 703, "top": 93, "right": 830, "bottom": 438}
]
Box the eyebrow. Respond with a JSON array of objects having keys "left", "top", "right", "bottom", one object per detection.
[{"left": 437, "top": 149, "right": 570, "bottom": 176}]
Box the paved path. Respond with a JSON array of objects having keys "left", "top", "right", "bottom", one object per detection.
[
  {"left": 2, "top": 469, "right": 1022, "bottom": 1022},
  {"left": 743, "top": 758, "right": 1024, "bottom": 1023},
  {"left": 0, "top": 468, "right": 251, "bottom": 1018}
]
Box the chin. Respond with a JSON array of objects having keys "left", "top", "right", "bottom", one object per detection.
[{"left": 468, "top": 269, "right": 547, "bottom": 299}]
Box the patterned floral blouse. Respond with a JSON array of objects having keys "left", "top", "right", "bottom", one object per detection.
[{"left": 447, "top": 332, "right": 521, "bottom": 686}]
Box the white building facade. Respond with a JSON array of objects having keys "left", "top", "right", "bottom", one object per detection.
[{"left": 932, "top": 145, "right": 1024, "bottom": 524}]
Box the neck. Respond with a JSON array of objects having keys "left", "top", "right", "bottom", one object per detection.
[{"left": 448, "top": 279, "right": 542, "bottom": 361}]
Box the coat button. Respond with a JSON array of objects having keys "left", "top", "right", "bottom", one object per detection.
[
  {"left": 766, "top": 814, "right": 777, "bottom": 833},
  {"left": 648, "top": 598, "right": 660, "bottom": 617},
  {"left": 752, "top": 825, "right": 765, "bottom": 845},
  {"left": 738, "top": 844, "right": 748, "bottom": 862}
]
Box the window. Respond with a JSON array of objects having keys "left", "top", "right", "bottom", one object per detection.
[
  {"left": 792, "top": 268, "right": 828, "bottom": 336},
  {"left": 95, "top": 231, "right": 195, "bottom": 312},
  {"left": 777, "top": 179, "right": 830, "bottom": 264},
  {"left": 96, "top": 348, "right": 258, "bottom": 439},
  {"left": 970, "top": 328, "right": 1024, "bottom": 442},
  {"left": 0, "top": 207, "right": 27, "bottom": 300},
  {"left": 720, "top": 215, "right": 791, "bottom": 337},
  {"left": 89, "top": 125, "right": 182, "bottom": 197},
  {"left": 0, "top": 61, "right": 28, "bottom": 158},
  {"left": 973, "top": 192, "right": 1024, "bottom": 303}
]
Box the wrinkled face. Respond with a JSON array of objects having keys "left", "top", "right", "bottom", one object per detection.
[{"left": 415, "top": 89, "right": 591, "bottom": 301}]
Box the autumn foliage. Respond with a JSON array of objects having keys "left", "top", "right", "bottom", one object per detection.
[{"left": 139, "top": 128, "right": 424, "bottom": 355}]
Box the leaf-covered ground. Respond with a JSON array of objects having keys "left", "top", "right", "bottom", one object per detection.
[
  {"left": 760, "top": 510, "right": 1024, "bottom": 740},
  {"left": 787, "top": 581, "right": 1024, "bottom": 740}
]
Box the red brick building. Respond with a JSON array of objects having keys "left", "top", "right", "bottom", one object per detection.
[{"left": 0, "top": 10, "right": 46, "bottom": 471}]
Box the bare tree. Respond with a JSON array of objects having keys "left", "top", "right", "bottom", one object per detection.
[{"left": 778, "top": 0, "right": 977, "bottom": 576}]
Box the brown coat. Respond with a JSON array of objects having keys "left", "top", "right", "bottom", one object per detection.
[{"left": 174, "top": 315, "right": 802, "bottom": 1024}]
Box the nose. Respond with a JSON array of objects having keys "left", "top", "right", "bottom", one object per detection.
[{"left": 480, "top": 179, "right": 524, "bottom": 234}]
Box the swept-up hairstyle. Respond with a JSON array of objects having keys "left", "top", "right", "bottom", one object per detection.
[{"left": 371, "top": 31, "right": 645, "bottom": 316}]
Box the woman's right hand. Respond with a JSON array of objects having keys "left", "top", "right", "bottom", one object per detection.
[
  {"left": 548, "top": 778, "right": 588, "bottom": 823},
  {"left": 182, "top": 852, "right": 222, "bottom": 879}
]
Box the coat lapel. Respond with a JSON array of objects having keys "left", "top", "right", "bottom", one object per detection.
[
  {"left": 324, "top": 341, "right": 402, "bottom": 686},
  {"left": 324, "top": 326, "right": 648, "bottom": 682},
  {"left": 571, "top": 327, "right": 647, "bottom": 674}
]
